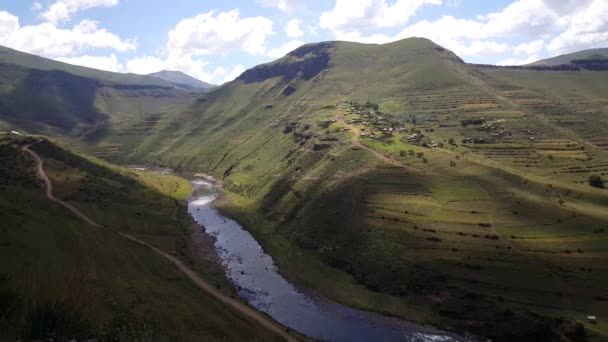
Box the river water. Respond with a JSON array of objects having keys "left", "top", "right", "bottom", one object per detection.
[{"left": 187, "top": 178, "right": 470, "bottom": 342}]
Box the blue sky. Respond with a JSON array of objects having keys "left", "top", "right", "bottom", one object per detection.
[{"left": 1, "top": 0, "right": 607, "bottom": 84}]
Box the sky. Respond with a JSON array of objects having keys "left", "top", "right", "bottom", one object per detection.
[{"left": 0, "top": 0, "right": 607, "bottom": 85}]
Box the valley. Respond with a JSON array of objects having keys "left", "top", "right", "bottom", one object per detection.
[{"left": 1, "top": 37, "right": 608, "bottom": 341}]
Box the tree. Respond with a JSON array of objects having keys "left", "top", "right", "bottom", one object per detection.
[
  {"left": 448, "top": 138, "right": 456, "bottom": 145},
  {"left": 589, "top": 175, "right": 605, "bottom": 188}
]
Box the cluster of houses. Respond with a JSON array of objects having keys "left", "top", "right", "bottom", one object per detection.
[{"left": 346, "top": 101, "right": 407, "bottom": 140}]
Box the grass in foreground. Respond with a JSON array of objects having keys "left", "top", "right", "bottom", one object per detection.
[{"left": 0, "top": 135, "right": 283, "bottom": 341}]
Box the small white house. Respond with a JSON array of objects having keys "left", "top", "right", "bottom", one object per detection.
[
  {"left": 10, "top": 130, "right": 21, "bottom": 135},
  {"left": 587, "top": 315, "right": 597, "bottom": 324}
]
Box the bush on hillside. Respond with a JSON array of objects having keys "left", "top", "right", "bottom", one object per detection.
[{"left": 589, "top": 174, "right": 604, "bottom": 188}]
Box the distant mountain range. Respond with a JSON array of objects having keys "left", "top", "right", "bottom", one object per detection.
[{"left": 148, "top": 70, "right": 216, "bottom": 90}]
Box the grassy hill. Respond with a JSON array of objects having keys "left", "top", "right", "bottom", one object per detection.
[
  {"left": 0, "top": 45, "right": 197, "bottom": 137},
  {"left": 74, "top": 37, "right": 608, "bottom": 341},
  {"left": 3, "top": 38, "right": 608, "bottom": 341},
  {"left": 0, "top": 134, "right": 283, "bottom": 341},
  {"left": 148, "top": 70, "right": 216, "bottom": 90},
  {"left": 528, "top": 48, "right": 608, "bottom": 67}
]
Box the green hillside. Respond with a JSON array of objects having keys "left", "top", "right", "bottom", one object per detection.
[
  {"left": 72, "top": 37, "right": 608, "bottom": 341},
  {"left": 3, "top": 37, "right": 608, "bottom": 341},
  {"left": 528, "top": 48, "right": 608, "bottom": 67},
  {"left": 0, "top": 45, "right": 197, "bottom": 137},
  {"left": 0, "top": 134, "right": 284, "bottom": 341}
]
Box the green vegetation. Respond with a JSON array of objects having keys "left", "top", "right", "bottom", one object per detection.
[
  {"left": 528, "top": 48, "right": 608, "bottom": 66},
  {"left": 0, "top": 135, "right": 281, "bottom": 341},
  {"left": 3, "top": 37, "right": 608, "bottom": 341},
  {"left": 589, "top": 175, "right": 605, "bottom": 189},
  {"left": 0, "top": 45, "right": 196, "bottom": 137}
]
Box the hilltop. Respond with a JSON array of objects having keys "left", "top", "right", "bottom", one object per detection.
[
  {"left": 528, "top": 48, "right": 608, "bottom": 68},
  {"left": 148, "top": 70, "right": 216, "bottom": 90}
]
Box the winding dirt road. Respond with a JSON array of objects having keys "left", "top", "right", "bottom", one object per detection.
[{"left": 22, "top": 142, "right": 297, "bottom": 342}]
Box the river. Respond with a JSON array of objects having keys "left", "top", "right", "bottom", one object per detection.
[{"left": 187, "top": 178, "right": 471, "bottom": 342}]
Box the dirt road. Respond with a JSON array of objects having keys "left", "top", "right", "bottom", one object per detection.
[
  {"left": 335, "top": 110, "right": 414, "bottom": 171},
  {"left": 22, "top": 142, "right": 297, "bottom": 342}
]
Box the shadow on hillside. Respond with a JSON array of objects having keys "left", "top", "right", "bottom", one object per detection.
[{"left": 0, "top": 68, "right": 108, "bottom": 135}]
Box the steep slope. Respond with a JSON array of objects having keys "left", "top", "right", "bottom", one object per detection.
[
  {"left": 0, "top": 134, "right": 285, "bottom": 341},
  {"left": 526, "top": 48, "right": 608, "bottom": 70},
  {"left": 0, "top": 45, "right": 172, "bottom": 86},
  {"left": 0, "top": 45, "right": 197, "bottom": 137},
  {"left": 6, "top": 38, "right": 608, "bottom": 340},
  {"left": 148, "top": 70, "right": 216, "bottom": 90},
  {"left": 95, "top": 38, "right": 608, "bottom": 341}
]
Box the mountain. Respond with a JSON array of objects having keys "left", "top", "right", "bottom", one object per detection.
[
  {"left": 108, "top": 38, "right": 606, "bottom": 341},
  {"left": 148, "top": 70, "right": 216, "bottom": 90},
  {"left": 3, "top": 38, "right": 608, "bottom": 340},
  {"left": 0, "top": 45, "right": 173, "bottom": 86},
  {"left": 527, "top": 47, "right": 608, "bottom": 69},
  {"left": 0, "top": 45, "right": 197, "bottom": 137}
]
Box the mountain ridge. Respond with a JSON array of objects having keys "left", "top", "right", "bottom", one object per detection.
[{"left": 148, "top": 70, "right": 216, "bottom": 90}]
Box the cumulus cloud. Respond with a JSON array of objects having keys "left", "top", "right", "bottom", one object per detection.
[
  {"left": 497, "top": 54, "right": 540, "bottom": 66},
  {"left": 286, "top": 19, "right": 303, "bottom": 38},
  {"left": 57, "top": 53, "right": 123, "bottom": 71},
  {"left": 267, "top": 40, "right": 304, "bottom": 58},
  {"left": 318, "top": 0, "right": 608, "bottom": 63},
  {"left": 320, "top": 0, "right": 441, "bottom": 34},
  {"left": 42, "top": 0, "right": 119, "bottom": 24},
  {"left": 514, "top": 39, "right": 544, "bottom": 55},
  {"left": 0, "top": 11, "right": 135, "bottom": 58},
  {"left": 547, "top": 0, "right": 608, "bottom": 53},
  {"left": 123, "top": 9, "right": 276, "bottom": 84},
  {"left": 168, "top": 10, "right": 274, "bottom": 56}
]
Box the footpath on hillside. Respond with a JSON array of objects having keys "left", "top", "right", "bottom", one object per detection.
[{"left": 22, "top": 141, "right": 296, "bottom": 342}]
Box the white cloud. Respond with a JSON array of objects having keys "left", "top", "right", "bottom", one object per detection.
[
  {"left": 0, "top": 12, "right": 135, "bottom": 58},
  {"left": 168, "top": 10, "right": 274, "bottom": 56},
  {"left": 42, "top": 0, "right": 119, "bottom": 24},
  {"left": 547, "top": 0, "right": 608, "bottom": 53},
  {"left": 333, "top": 30, "right": 392, "bottom": 44},
  {"left": 126, "top": 10, "right": 277, "bottom": 85},
  {"left": 457, "top": 40, "right": 509, "bottom": 56},
  {"left": 57, "top": 53, "right": 123, "bottom": 71},
  {"left": 320, "top": 0, "right": 441, "bottom": 34},
  {"left": 257, "top": 0, "right": 302, "bottom": 13},
  {"left": 0, "top": 11, "right": 19, "bottom": 38},
  {"left": 497, "top": 54, "right": 540, "bottom": 66},
  {"left": 267, "top": 40, "right": 304, "bottom": 58},
  {"left": 125, "top": 56, "right": 166, "bottom": 74},
  {"left": 286, "top": 18, "right": 303, "bottom": 38},
  {"left": 514, "top": 39, "right": 544, "bottom": 55},
  {"left": 321, "top": 0, "right": 607, "bottom": 63},
  {"left": 218, "top": 64, "right": 246, "bottom": 84},
  {"left": 31, "top": 2, "right": 43, "bottom": 11}
]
